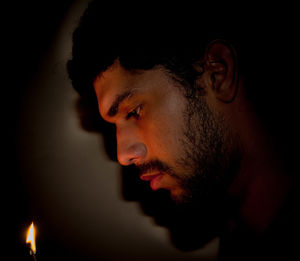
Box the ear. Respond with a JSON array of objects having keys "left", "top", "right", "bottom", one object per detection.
[{"left": 195, "top": 39, "right": 239, "bottom": 103}]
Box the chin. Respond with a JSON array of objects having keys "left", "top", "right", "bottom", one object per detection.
[{"left": 169, "top": 187, "right": 189, "bottom": 205}]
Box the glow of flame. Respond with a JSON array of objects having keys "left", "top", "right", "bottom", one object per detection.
[{"left": 26, "top": 222, "right": 36, "bottom": 254}]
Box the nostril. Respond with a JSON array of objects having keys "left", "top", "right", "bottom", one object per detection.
[
  {"left": 118, "top": 142, "right": 147, "bottom": 166},
  {"left": 128, "top": 156, "right": 141, "bottom": 165}
]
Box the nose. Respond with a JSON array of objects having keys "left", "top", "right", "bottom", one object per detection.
[
  {"left": 116, "top": 125, "right": 147, "bottom": 166},
  {"left": 118, "top": 142, "right": 147, "bottom": 166}
]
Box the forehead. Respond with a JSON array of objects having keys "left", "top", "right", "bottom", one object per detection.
[
  {"left": 93, "top": 60, "right": 134, "bottom": 115},
  {"left": 93, "top": 59, "right": 173, "bottom": 117}
]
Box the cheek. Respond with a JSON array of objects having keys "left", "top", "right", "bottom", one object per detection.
[
  {"left": 143, "top": 107, "right": 185, "bottom": 162},
  {"left": 139, "top": 85, "right": 187, "bottom": 161}
]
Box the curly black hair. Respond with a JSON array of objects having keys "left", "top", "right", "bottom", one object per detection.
[{"left": 67, "top": 1, "right": 265, "bottom": 102}]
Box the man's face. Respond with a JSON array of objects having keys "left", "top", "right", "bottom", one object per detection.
[{"left": 93, "top": 59, "right": 236, "bottom": 204}]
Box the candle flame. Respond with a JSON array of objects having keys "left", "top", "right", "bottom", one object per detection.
[{"left": 26, "top": 222, "right": 36, "bottom": 254}]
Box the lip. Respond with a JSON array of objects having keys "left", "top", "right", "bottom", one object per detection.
[{"left": 140, "top": 173, "right": 164, "bottom": 191}]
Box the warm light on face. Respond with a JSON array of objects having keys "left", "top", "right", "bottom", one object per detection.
[{"left": 26, "top": 222, "right": 36, "bottom": 254}]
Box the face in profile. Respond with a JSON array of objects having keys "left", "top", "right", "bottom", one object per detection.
[{"left": 93, "top": 59, "right": 238, "bottom": 205}]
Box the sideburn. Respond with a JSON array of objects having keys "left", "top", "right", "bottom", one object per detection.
[{"left": 177, "top": 89, "right": 241, "bottom": 204}]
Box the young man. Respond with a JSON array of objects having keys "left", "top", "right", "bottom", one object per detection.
[{"left": 68, "top": 2, "right": 299, "bottom": 260}]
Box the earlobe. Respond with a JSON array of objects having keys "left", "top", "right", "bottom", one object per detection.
[{"left": 204, "top": 40, "right": 238, "bottom": 103}]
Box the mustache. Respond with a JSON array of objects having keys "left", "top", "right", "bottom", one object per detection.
[{"left": 136, "top": 160, "right": 172, "bottom": 176}]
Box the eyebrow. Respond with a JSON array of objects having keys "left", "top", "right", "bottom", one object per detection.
[{"left": 106, "top": 90, "right": 135, "bottom": 118}]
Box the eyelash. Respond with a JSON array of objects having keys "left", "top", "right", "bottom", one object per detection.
[{"left": 126, "top": 105, "right": 141, "bottom": 120}]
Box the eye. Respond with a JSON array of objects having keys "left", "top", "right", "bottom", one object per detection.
[{"left": 126, "top": 105, "right": 141, "bottom": 120}]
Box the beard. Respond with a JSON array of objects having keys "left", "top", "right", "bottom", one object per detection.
[
  {"left": 137, "top": 91, "right": 240, "bottom": 206},
  {"left": 174, "top": 93, "right": 241, "bottom": 206},
  {"left": 135, "top": 90, "right": 241, "bottom": 250},
  {"left": 136, "top": 87, "right": 241, "bottom": 206},
  {"left": 168, "top": 93, "right": 241, "bottom": 250}
]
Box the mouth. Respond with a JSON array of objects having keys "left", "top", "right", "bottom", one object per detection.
[{"left": 140, "top": 173, "right": 164, "bottom": 191}]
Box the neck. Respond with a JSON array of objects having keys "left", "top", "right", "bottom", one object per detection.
[{"left": 226, "top": 88, "right": 292, "bottom": 233}]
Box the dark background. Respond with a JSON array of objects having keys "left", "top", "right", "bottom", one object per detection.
[
  {"left": 5, "top": 2, "right": 218, "bottom": 261},
  {"left": 4, "top": 1, "right": 77, "bottom": 260},
  {"left": 3, "top": 1, "right": 299, "bottom": 261}
]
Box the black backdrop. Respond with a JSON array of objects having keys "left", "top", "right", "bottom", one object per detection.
[
  {"left": 3, "top": 1, "right": 75, "bottom": 260},
  {"left": 3, "top": 1, "right": 299, "bottom": 260}
]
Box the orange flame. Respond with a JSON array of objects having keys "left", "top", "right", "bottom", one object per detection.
[{"left": 26, "top": 222, "right": 36, "bottom": 254}]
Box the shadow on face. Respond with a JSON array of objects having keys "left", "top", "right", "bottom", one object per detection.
[{"left": 75, "top": 95, "right": 223, "bottom": 251}]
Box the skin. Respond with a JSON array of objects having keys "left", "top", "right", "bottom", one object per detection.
[
  {"left": 93, "top": 40, "right": 292, "bottom": 235},
  {"left": 93, "top": 59, "right": 191, "bottom": 201}
]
